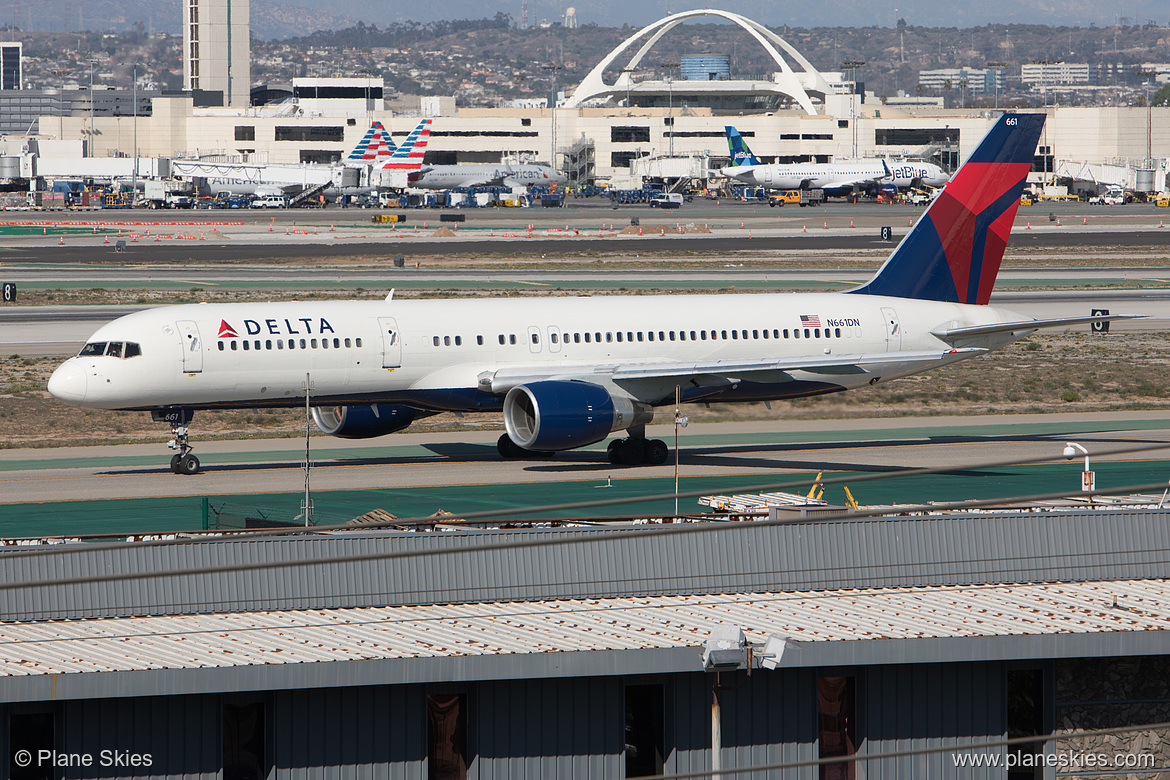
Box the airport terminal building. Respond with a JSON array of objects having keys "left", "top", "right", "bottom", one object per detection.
[
  {"left": 4, "top": 8, "right": 1168, "bottom": 193},
  {"left": 3, "top": 510, "right": 1170, "bottom": 778}
]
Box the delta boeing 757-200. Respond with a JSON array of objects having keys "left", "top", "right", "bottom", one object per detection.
[{"left": 49, "top": 114, "right": 1136, "bottom": 474}]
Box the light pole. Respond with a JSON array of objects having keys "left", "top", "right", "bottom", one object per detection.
[
  {"left": 1062, "top": 442, "right": 1094, "bottom": 492},
  {"left": 132, "top": 63, "right": 140, "bottom": 197},
  {"left": 541, "top": 62, "right": 563, "bottom": 170},
  {"left": 659, "top": 61, "right": 679, "bottom": 157},
  {"left": 987, "top": 62, "right": 1009, "bottom": 110},
  {"left": 839, "top": 60, "right": 866, "bottom": 158},
  {"left": 88, "top": 59, "right": 95, "bottom": 157}
]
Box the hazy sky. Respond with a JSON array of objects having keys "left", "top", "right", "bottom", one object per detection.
[
  {"left": 11, "top": 0, "right": 1168, "bottom": 35},
  {"left": 355, "top": 0, "right": 1166, "bottom": 29}
]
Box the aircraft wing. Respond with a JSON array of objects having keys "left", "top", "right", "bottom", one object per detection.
[
  {"left": 819, "top": 175, "right": 883, "bottom": 191},
  {"left": 478, "top": 348, "right": 986, "bottom": 395},
  {"left": 932, "top": 314, "right": 1144, "bottom": 340}
]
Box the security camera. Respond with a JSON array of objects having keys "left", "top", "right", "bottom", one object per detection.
[{"left": 1063, "top": 445, "right": 1077, "bottom": 460}]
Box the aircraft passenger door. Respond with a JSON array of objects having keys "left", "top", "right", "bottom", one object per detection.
[
  {"left": 176, "top": 320, "right": 203, "bottom": 373},
  {"left": 527, "top": 326, "right": 542, "bottom": 354},
  {"left": 762, "top": 168, "right": 774, "bottom": 186},
  {"left": 378, "top": 317, "right": 402, "bottom": 368},
  {"left": 880, "top": 307, "right": 902, "bottom": 351},
  {"left": 547, "top": 325, "right": 562, "bottom": 354}
]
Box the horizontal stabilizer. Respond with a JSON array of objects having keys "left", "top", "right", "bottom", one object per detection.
[{"left": 932, "top": 314, "right": 1145, "bottom": 340}]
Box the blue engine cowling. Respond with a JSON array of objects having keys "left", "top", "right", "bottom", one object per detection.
[
  {"left": 311, "top": 404, "right": 420, "bottom": 439},
  {"left": 503, "top": 380, "right": 652, "bottom": 452}
]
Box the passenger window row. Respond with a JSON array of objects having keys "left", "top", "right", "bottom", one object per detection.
[
  {"left": 217, "top": 337, "right": 362, "bottom": 352},
  {"left": 433, "top": 327, "right": 849, "bottom": 347}
]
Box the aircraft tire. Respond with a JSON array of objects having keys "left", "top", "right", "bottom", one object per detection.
[
  {"left": 497, "top": 433, "right": 523, "bottom": 459},
  {"left": 646, "top": 439, "right": 670, "bottom": 466},
  {"left": 170, "top": 454, "right": 183, "bottom": 473},
  {"left": 619, "top": 438, "right": 646, "bottom": 466},
  {"left": 606, "top": 439, "right": 623, "bottom": 464},
  {"left": 178, "top": 454, "right": 200, "bottom": 475}
]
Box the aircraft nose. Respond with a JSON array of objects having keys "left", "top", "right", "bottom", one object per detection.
[{"left": 47, "top": 360, "right": 88, "bottom": 403}]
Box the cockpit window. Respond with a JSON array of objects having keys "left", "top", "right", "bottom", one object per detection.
[{"left": 78, "top": 341, "right": 141, "bottom": 358}]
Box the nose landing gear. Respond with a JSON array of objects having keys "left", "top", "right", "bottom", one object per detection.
[{"left": 152, "top": 408, "right": 200, "bottom": 475}]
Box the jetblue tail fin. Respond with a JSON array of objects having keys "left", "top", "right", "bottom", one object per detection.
[
  {"left": 850, "top": 113, "right": 1045, "bottom": 305},
  {"left": 380, "top": 119, "right": 432, "bottom": 171},
  {"left": 725, "top": 126, "right": 760, "bottom": 167},
  {"left": 346, "top": 121, "right": 396, "bottom": 164}
]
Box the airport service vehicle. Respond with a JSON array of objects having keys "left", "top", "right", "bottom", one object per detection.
[
  {"left": 250, "top": 194, "right": 286, "bottom": 209},
  {"left": 721, "top": 126, "right": 949, "bottom": 196},
  {"left": 143, "top": 181, "right": 193, "bottom": 209},
  {"left": 649, "top": 193, "right": 683, "bottom": 209},
  {"left": 1090, "top": 188, "right": 1126, "bottom": 206},
  {"left": 768, "top": 191, "right": 801, "bottom": 207},
  {"left": 49, "top": 114, "right": 1137, "bottom": 475}
]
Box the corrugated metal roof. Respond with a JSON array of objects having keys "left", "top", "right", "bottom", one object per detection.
[
  {"left": 6, "top": 509, "right": 1170, "bottom": 622},
  {"left": 2, "top": 579, "right": 1168, "bottom": 678}
]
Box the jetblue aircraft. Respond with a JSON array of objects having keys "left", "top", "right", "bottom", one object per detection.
[
  {"left": 49, "top": 114, "right": 1133, "bottom": 475},
  {"left": 720, "top": 125, "right": 950, "bottom": 195}
]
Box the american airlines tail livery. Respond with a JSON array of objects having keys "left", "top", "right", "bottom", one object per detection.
[
  {"left": 344, "top": 120, "right": 396, "bottom": 165},
  {"left": 49, "top": 114, "right": 1133, "bottom": 474},
  {"left": 721, "top": 125, "right": 950, "bottom": 194}
]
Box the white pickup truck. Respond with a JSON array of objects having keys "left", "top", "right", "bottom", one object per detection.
[{"left": 1089, "top": 188, "right": 1126, "bottom": 205}]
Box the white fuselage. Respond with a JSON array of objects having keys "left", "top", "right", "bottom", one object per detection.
[
  {"left": 48, "top": 293, "right": 1027, "bottom": 414},
  {"left": 722, "top": 161, "right": 948, "bottom": 192},
  {"left": 410, "top": 164, "right": 566, "bottom": 191}
]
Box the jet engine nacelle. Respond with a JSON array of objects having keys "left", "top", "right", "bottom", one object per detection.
[
  {"left": 503, "top": 380, "right": 652, "bottom": 452},
  {"left": 311, "top": 404, "right": 420, "bottom": 439}
]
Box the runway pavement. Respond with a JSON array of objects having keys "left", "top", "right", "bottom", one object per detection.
[
  {"left": 4, "top": 413, "right": 1170, "bottom": 529},
  {"left": 1, "top": 199, "right": 1168, "bottom": 263}
]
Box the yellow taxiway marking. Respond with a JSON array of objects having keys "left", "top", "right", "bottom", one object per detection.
[
  {"left": 503, "top": 279, "right": 550, "bottom": 286},
  {"left": 175, "top": 280, "right": 220, "bottom": 286}
]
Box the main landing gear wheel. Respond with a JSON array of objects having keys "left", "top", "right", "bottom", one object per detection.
[
  {"left": 607, "top": 437, "right": 669, "bottom": 466},
  {"left": 497, "top": 433, "right": 555, "bottom": 460},
  {"left": 177, "top": 454, "right": 201, "bottom": 475}
]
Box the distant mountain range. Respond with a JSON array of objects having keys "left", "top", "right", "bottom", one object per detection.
[{"left": 4, "top": 0, "right": 1166, "bottom": 40}]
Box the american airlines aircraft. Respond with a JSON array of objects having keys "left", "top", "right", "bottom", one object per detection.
[
  {"left": 48, "top": 114, "right": 1133, "bottom": 475},
  {"left": 408, "top": 161, "right": 567, "bottom": 191},
  {"left": 183, "top": 120, "right": 432, "bottom": 198},
  {"left": 720, "top": 125, "right": 950, "bottom": 195}
]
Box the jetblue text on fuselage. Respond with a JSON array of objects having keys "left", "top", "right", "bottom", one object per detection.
[
  {"left": 240, "top": 318, "right": 336, "bottom": 336},
  {"left": 891, "top": 165, "right": 932, "bottom": 180}
]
